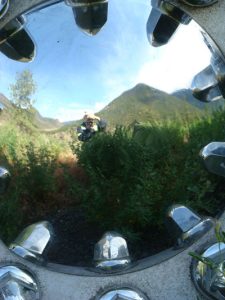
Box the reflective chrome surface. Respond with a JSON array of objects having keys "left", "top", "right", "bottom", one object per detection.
[
  {"left": 65, "top": 0, "right": 108, "bottom": 35},
  {"left": 210, "top": 50, "right": 225, "bottom": 99},
  {"left": 203, "top": 242, "right": 225, "bottom": 262},
  {"left": 0, "top": 166, "right": 10, "bottom": 195},
  {"left": 0, "top": 0, "right": 216, "bottom": 267},
  {"left": 181, "top": 217, "right": 215, "bottom": 245},
  {"left": 200, "top": 142, "right": 225, "bottom": 177},
  {"left": 166, "top": 205, "right": 201, "bottom": 235},
  {"left": 191, "top": 65, "right": 223, "bottom": 102},
  {"left": 9, "top": 221, "right": 54, "bottom": 263},
  {"left": 0, "top": 15, "right": 36, "bottom": 62},
  {"left": 166, "top": 205, "right": 214, "bottom": 247},
  {"left": 94, "top": 232, "right": 131, "bottom": 270},
  {"left": 0, "top": 16, "right": 25, "bottom": 44},
  {"left": 147, "top": 0, "right": 191, "bottom": 47},
  {"left": 211, "top": 261, "right": 225, "bottom": 297},
  {"left": 0, "top": 0, "right": 9, "bottom": 19},
  {"left": 192, "top": 242, "right": 225, "bottom": 299},
  {"left": 0, "top": 0, "right": 223, "bottom": 299},
  {"left": 191, "top": 31, "right": 225, "bottom": 102},
  {"left": 0, "top": 266, "right": 39, "bottom": 300},
  {"left": 181, "top": 0, "right": 218, "bottom": 6},
  {"left": 99, "top": 288, "right": 148, "bottom": 300}
]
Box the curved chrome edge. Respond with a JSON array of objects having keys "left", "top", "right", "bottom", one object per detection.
[
  {"left": 0, "top": 15, "right": 25, "bottom": 45},
  {"left": 181, "top": 218, "right": 215, "bottom": 246},
  {"left": 191, "top": 242, "right": 225, "bottom": 299},
  {"left": 95, "top": 259, "right": 131, "bottom": 270},
  {"left": 0, "top": 0, "right": 9, "bottom": 20},
  {"left": 191, "top": 29, "right": 225, "bottom": 102},
  {"left": 180, "top": 0, "right": 218, "bottom": 7},
  {"left": 0, "top": 210, "right": 219, "bottom": 300},
  {"left": 165, "top": 205, "right": 215, "bottom": 249},
  {"left": 65, "top": 0, "right": 108, "bottom": 7}
]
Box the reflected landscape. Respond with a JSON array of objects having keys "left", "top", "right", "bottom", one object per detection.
[{"left": 0, "top": 0, "right": 225, "bottom": 267}]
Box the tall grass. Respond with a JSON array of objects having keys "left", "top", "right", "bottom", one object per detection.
[
  {"left": 1, "top": 108, "right": 225, "bottom": 244},
  {"left": 74, "top": 109, "right": 225, "bottom": 239},
  {"left": 0, "top": 123, "right": 79, "bottom": 243}
]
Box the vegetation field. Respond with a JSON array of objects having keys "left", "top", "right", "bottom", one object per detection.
[
  {"left": 1, "top": 108, "right": 225, "bottom": 248},
  {"left": 1, "top": 70, "right": 225, "bottom": 264}
]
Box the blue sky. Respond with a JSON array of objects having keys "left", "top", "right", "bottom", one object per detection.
[{"left": 0, "top": 0, "right": 211, "bottom": 122}]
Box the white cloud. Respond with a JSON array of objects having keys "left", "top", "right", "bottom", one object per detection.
[
  {"left": 53, "top": 101, "right": 107, "bottom": 122},
  {"left": 52, "top": 100, "right": 110, "bottom": 122},
  {"left": 54, "top": 107, "right": 89, "bottom": 122},
  {"left": 94, "top": 101, "right": 108, "bottom": 112},
  {"left": 136, "top": 22, "right": 211, "bottom": 93},
  {"left": 54, "top": 20, "right": 212, "bottom": 122}
]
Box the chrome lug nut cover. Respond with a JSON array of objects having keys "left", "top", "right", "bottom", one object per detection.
[
  {"left": 166, "top": 205, "right": 214, "bottom": 247},
  {"left": 0, "top": 265, "right": 40, "bottom": 299},
  {"left": 200, "top": 142, "right": 225, "bottom": 177},
  {"left": 9, "top": 221, "right": 54, "bottom": 263},
  {"left": 146, "top": 0, "right": 191, "bottom": 47},
  {"left": 98, "top": 288, "right": 149, "bottom": 300},
  {"left": 94, "top": 231, "right": 131, "bottom": 270},
  {"left": 191, "top": 242, "right": 225, "bottom": 299}
]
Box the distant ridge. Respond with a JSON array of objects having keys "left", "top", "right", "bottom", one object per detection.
[
  {"left": 97, "top": 83, "right": 202, "bottom": 129},
  {"left": 0, "top": 93, "right": 62, "bottom": 130},
  {"left": 33, "top": 109, "right": 61, "bottom": 130},
  {"left": 0, "top": 93, "right": 13, "bottom": 109},
  {"left": 172, "top": 88, "right": 225, "bottom": 111},
  {"left": 4, "top": 83, "right": 221, "bottom": 133}
]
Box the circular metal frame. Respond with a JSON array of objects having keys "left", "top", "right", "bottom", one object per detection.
[
  {"left": 180, "top": 0, "right": 218, "bottom": 7},
  {"left": 0, "top": 0, "right": 225, "bottom": 299}
]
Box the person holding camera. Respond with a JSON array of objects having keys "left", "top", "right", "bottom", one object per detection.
[{"left": 77, "top": 113, "right": 107, "bottom": 142}]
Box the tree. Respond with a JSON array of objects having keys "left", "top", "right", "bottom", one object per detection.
[{"left": 10, "top": 70, "right": 36, "bottom": 110}]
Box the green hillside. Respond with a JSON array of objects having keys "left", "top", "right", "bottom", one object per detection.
[
  {"left": 59, "top": 83, "right": 204, "bottom": 132},
  {"left": 172, "top": 89, "right": 225, "bottom": 111},
  {"left": 33, "top": 109, "right": 61, "bottom": 131},
  {"left": 0, "top": 93, "right": 62, "bottom": 131},
  {"left": 0, "top": 93, "right": 13, "bottom": 109},
  {"left": 97, "top": 83, "right": 202, "bottom": 129}
]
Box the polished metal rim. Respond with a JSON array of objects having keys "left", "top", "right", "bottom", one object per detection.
[
  {"left": 0, "top": 0, "right": 9, "bottom": 19},
  {"left": 180, "top": 0, "right": 218, "bottom": 7}
]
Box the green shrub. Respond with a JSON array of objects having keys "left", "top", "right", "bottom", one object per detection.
[
  {"left": 73, "top": 111, "right": 225, "bottom": 240},
  {"left": 0, "top": 192, "right": 23, "bottom": 243},
  {"left": 75, "top": 128, "right": 151, "bottom": 233},
  {"left": 2, "top": 107, "right": 225, "bottom": 245},
  {"left": 0, "top": 123, "right": 72, "bottom": 241}
]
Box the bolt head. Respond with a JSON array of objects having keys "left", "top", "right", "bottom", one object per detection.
[{"left": 99, "top": 288, "right": 148, "bottom": 300}]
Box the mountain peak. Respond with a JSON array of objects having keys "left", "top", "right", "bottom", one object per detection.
[
  {"left": 97, "top": 83, "right": 201, "bottom": 129},
  {"left": 133, "top": 83, "right": 151, "bottom": 90}
]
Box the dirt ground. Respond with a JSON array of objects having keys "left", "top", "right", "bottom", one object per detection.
[{"left": 46, "top": 208, "right": 173, "bottom": 267}]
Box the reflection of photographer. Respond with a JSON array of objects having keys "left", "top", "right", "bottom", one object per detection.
[{"left": 77, "top": 113, "right": 107, "bottom": 142}]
